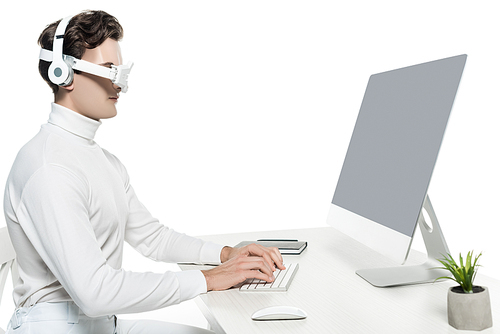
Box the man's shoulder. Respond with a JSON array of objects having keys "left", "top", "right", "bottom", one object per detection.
[
  {"left": 10, "top": 129, "right": 48, "bottom": 178},
  {"left": 5, "top": 129, "right": 74, "bottom": 207}
]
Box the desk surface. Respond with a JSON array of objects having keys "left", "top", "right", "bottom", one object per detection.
[{"left": 180, "top": 227, "right": 499, "bottom": 334}]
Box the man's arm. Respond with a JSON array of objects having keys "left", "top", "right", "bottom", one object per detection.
[
  {"left": 123, "top": 183, "right": 223, "bottom": 264},
  {"left": 16, "top": 164, "right": 206, "bottom": 316},
  {"left": 109, "top": 152, "right": 285, "bottom": 292},
  {"left": 124, "top": 181, "right": 285, "bottom": 291}
]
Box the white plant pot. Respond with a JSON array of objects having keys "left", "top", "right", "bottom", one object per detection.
[{"left": 448, "top": 286, "right": 493, "bottom": 331}]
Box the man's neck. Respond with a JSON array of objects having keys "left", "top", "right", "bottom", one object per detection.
[{"left": 54, "top": 95, "right": 100, "bottom": 122}]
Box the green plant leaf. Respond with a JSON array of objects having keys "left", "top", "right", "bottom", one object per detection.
[{"left": 433, "top": 251, "right": 482, "bottom": 293}]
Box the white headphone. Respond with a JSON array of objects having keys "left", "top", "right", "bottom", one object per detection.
[
  {"left": 47, "top": 16, "right": 74, "bottom": 86},
  {"left": 40, "top": 15, "right": 134, "bottom": 92}
]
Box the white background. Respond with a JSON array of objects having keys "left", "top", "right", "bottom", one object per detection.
[{"left": 1, "top": 0, "right": 499, "bottom": 329}]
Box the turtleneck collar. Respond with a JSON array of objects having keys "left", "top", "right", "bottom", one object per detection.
[{"left": 47, "top": 103, "right": 102, "bottom": 142}]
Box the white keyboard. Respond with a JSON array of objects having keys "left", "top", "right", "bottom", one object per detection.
[{"left": 239, "top": 263, "right": 299, "bottom": 292}]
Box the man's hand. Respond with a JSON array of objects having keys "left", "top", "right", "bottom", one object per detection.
[
  {"left": 201, "top": 244, "right": 285, "bottom": 291},
  {"left": 221, "top": 244, "right": 285, "bottom": 269}
]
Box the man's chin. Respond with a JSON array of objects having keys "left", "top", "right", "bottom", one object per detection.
[{"left": 100, "top": 108, "right": 118, "bottom": 120}]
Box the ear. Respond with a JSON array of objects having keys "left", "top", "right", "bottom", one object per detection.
[{"left": 59, "top": 82, "right": 75, "bottom": 91}]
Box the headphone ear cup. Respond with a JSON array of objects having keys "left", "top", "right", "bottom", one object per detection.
[{"left": 48, "top": 59, "right": 73, "bottom": 86}]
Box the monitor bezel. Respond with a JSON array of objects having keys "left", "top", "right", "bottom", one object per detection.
[
  {"left": 327, "top": 203, "right": 412, "bottom": 264},
  {"left": 327, "top": 54, "right": 467, "bottom": 273}
]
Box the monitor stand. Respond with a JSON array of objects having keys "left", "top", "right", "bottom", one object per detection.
[{"left": 356, "top": 195, "right": 450, "bottom": 287}]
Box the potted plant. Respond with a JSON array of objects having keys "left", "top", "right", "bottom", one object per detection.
[{"left": 436, "top": 251, "right": 493, "bottom": 331}]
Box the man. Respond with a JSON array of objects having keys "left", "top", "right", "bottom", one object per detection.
[{"left": 4, "top": 10, "right": 284, "bottom": 333}]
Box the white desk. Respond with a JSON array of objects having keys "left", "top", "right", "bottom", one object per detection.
[{"left": 180, "top": 227, "right": 499, "bottom": 334}]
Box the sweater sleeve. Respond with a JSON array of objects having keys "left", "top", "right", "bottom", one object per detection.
[
  {"left": 123, "top": 183, "right": 226, "bottom": 302},
  {"left": 16, "top": 164, "right": 214, "bottom": 317},
  {"left": 124, "top": 184, "right": 224, "bottom": 264}
]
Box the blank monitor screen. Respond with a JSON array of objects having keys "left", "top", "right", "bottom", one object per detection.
[{"left": 332, "top": 55, "right": 467, "bottom": 238}]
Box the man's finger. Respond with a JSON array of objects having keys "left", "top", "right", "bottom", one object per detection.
[
  {"left": 237, "top": 256, "right": 274, "bottom": 278},
  {"left": 245, "top": 269, "right": 274, "bottom": 283},
  {"left": 247, "top": 244, "right": 285, "bottom": 270}
]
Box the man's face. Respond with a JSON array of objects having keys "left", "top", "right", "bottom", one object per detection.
[{"left": 63, "top": 38, "right": 123, "bottom": 121}]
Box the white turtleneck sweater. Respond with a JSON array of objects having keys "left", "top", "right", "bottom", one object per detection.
[{"left": 3, "top": 103, "right": 224, "bottom": 317}]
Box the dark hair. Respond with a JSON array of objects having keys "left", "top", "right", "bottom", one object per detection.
[{"left": 38, "top": 10, "right": 124, "bottom": 94}]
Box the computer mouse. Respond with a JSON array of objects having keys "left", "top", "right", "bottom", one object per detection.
[{"left": 251, "top": 305, "right": 307, "bottom": 321}]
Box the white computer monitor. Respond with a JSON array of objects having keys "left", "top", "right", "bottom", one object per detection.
[{"left": 327, "top": 54, "right": 467, "bottom": 287}]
